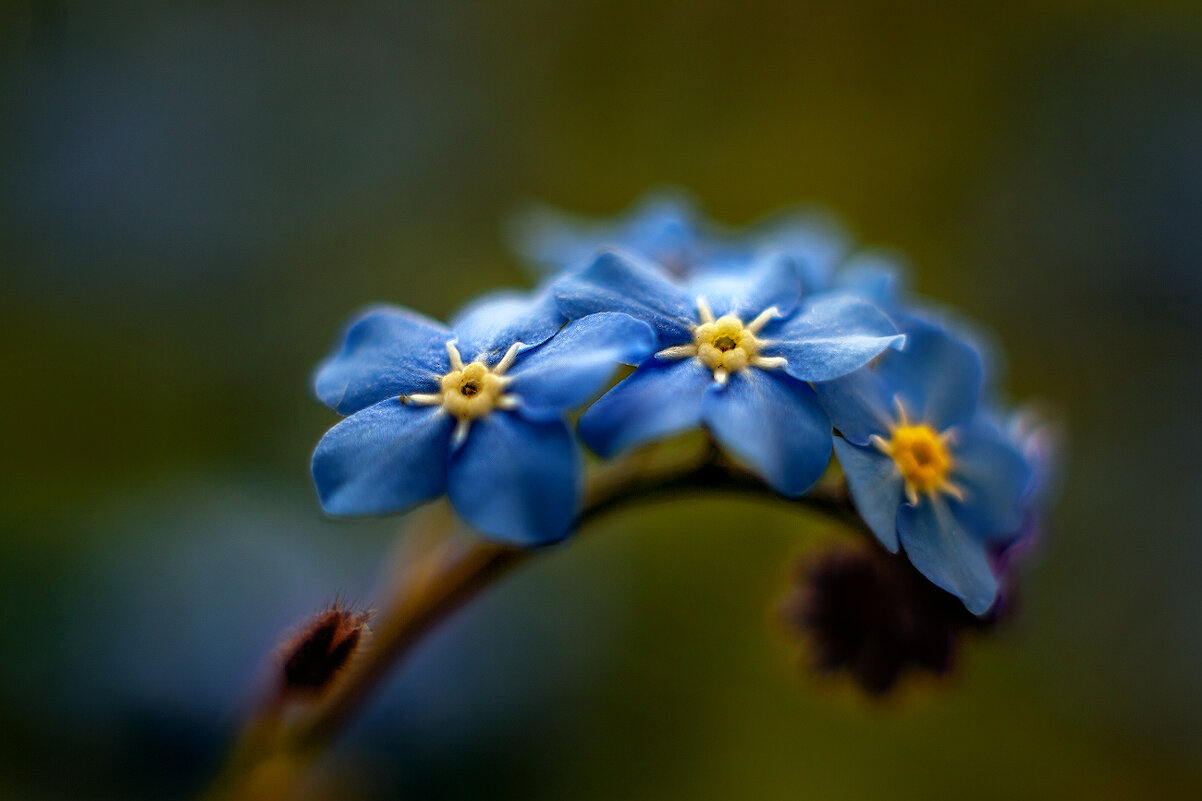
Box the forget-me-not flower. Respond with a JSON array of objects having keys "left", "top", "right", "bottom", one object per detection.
[
  {"left": 553, "top": 249, "right": 905, "bottom": 496},
  {"left": 510, "top": 191, "right": 731, "bottom": 277},
  {"left": 311, "top": 290, "right": 654, "bottom": 546},
  {"left": 512, "top": 190, "right": 910, "bottom": 306},
  {"left": 815, "top": 316, "right": 1031, "bottom": 614}
]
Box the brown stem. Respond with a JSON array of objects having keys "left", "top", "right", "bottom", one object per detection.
[{"left": 207, "top": 453, "right": 862, "bottom": 799}]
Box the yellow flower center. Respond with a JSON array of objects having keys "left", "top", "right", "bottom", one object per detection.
[
  {"left": 405, "top": 341, "right": 522, "bottom": 444},
  {"left": 881, "top": 424, "right": 952, "bottom": 495},
  {"left": 654, "top": 298, "right": 788, "bottom": 384},
  {"left": 870, "top": 404, "right": 963, "bottom": 505},
  {"left": 694, "top": 315, "right": 760, "bottom": 375},
  {"left": 438, "top": 361, "right": 508, "bottom": 419}
]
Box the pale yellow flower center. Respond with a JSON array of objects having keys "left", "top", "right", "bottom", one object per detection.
[
  {"left": 654, "top": 297, "right": 788, "bottom": 384},
  {"left": 405, "top": 341, "right": 521, "bottom": 445}
]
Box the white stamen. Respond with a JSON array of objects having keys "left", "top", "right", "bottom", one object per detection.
[
  {"left": 494, "top": 341, "right": 523, "bottom": 375},
  {"left": 656, "top": 344, "right": 699, "bottom": 361},
  {"left": 696, "top": 296, "right": 715, "bottom": 324},
  {"left": 746, "top": 306, "right": 782, "bottom": 334},
  {"left": 943, "top": 481, "right": 966, "bottom": 502},
  {"left": 452, "top": 418, "right": 471, "bottom": 447},
  {"left": 751, "top": 355, "right": 787, "bottom": 370},
  {"left": 892, "top": 395, "right": 910, "bottom": 428},
  {"left": 713, "top": 367, "right": 729, "bottom": 386},
  {"left": 406, "top": 392, "right": 443, "bottom": 406},
  {"left": 446, "top": 341, "right": 464, "bottom": 372},
  {"left": 496, "top": 395, "right": 520, "bottom": 410},
  {"left": 904, "top": 484, "right": 919, "bottom": 506}
]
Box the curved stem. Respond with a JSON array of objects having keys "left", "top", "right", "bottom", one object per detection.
[{"left": 207, "top": 453, "right": 864, "bottom": 799}]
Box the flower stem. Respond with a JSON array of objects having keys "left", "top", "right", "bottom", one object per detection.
[{"left": 206, "top": 450, "right": 862, "bottom": 799}]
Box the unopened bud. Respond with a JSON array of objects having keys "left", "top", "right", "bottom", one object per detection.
[
  {"left": 277, "top": 603, "right": 371, "bottom": 698},
  {"left": 780, "top": 547, "right": 992, "bottom": 697}
]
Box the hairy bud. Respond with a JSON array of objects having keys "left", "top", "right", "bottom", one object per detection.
[{"left": 277, "top": 603, "right": 372, "bottom": 699}]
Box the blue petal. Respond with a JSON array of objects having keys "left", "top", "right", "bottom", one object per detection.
[
  {"left": 687, "top": 252, "right": 802, "bottom": 320},
  {"left": 949, "top": 422, "right": 1032, "bottom": 537},
  {"left": 314, "top": 306, "right": 452, "bottom": 415},
  {"left": 578, "top": 359, "right": 712, "bottom": 456},
  {"left": 450, "top": 288, "right": 564, "bottom": 365},
  {"left": 812, "top": 367, "right": 895, "bottom": 446},
  {"left": 749, "top": 209, "right": 848, "bottom": 295},
  {"left": 898, "top": 496, "right": 998, "bottom": 615},
  {"left": 508, "top": 313, "right": 656, "bottom": 418},
  {"left": 448, "top": 413, "right": 581, "bottom": 546},
  {"left": 553, "top": 250, "right": 697, "bottom": 346},
  {"left": 878, "top": 316, "right": 982, "bottom": 430},
  {"left": 612, "top": 192, "right": 704, "bottom": 269},
  {"left": 312, "top": 400, "right": 453, "bottom": 516},
  {"left": 771, "top": 294, "right": 905, "bottom": 382},
  {"left": 830, "top": 250, "right": 909, "bottom": 307},
  {"left": 832, "top": 436, "right": 903, "bottom": 551},
  {"left": 507, "top": 191, "right": 702, "bottom": 274},
  {"left": 702, "top": 369, "right": 832, "bottom": 496}
]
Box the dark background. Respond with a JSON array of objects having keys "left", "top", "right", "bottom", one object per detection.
[{"left": 2, "top": 2, "right": 1201, "bottom": 799}]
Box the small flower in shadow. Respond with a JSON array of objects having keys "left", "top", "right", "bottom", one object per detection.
[{"left": 780, "top": 546, "right": 996, "bottom": 697}]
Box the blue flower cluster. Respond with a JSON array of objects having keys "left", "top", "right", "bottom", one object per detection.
[{"left": 313, "top": 192, "right": 1053, "bottom": 614}]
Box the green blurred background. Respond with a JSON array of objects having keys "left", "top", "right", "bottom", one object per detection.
[{"left": 2, "top": 1, "right": 1201, "bottom": 799}]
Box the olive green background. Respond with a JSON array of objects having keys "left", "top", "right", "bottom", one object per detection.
[{"left": 2, "top": 2, "right": 1200, "bottom": 799}]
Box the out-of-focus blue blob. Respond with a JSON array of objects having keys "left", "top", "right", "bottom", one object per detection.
[
  {"left": 744, "top": 208, "right": 851, "bottom": 296},
  {"left": 948, "top": 421, "right": 1034, "bottom": 537},
  {"left": 507, "top": 190, "right": 716, "bottom": 276},
  {"left": 874, "top": 314, "right": 983, "bottom": 431}
]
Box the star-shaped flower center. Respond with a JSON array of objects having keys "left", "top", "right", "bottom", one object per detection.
[
  {"left": 655, "top": 297, "right": 788, "bottom": 384},
  {"left": 870, "top": 399, "right": 964, "bottom": 505},
  {"left": 407, "top": 341, "right": 521, "bottom": 444}
]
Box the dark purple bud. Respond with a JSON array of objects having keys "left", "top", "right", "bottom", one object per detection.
[{"left": 780, "top": 547, "right": 994, "bottom": 697}]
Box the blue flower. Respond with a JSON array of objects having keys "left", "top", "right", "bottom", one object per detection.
[
  {"left": 311, "top": 289, "right": 655, "bottom": 546},
  {"left": 991, "top": 406, "right": 1061, "bottom": 576},
  {"left": 814, "top": 317, "right": 1032, "bottom": 614},
  {"left": 743, "top": 208, "right": 852, "bottom": 295},
  {"left": 509, "top": 191, "right": 733, "bottom": 277},
  {"left": 553, "top": 249, "right": 905, "bottom": 495},
  {"left": 511, "top": 191, "right": 909, "bottom": 306}
]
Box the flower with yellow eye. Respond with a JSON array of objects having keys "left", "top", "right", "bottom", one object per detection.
[
  {"left": 815, "top": 316, "right": 1032, "bottom": 615},
  {"left": 553, "top": 249, "right": 904, "bottom": 496},
  {"left": 311, "top": 289, "right": 654, "bottom": 546}
]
